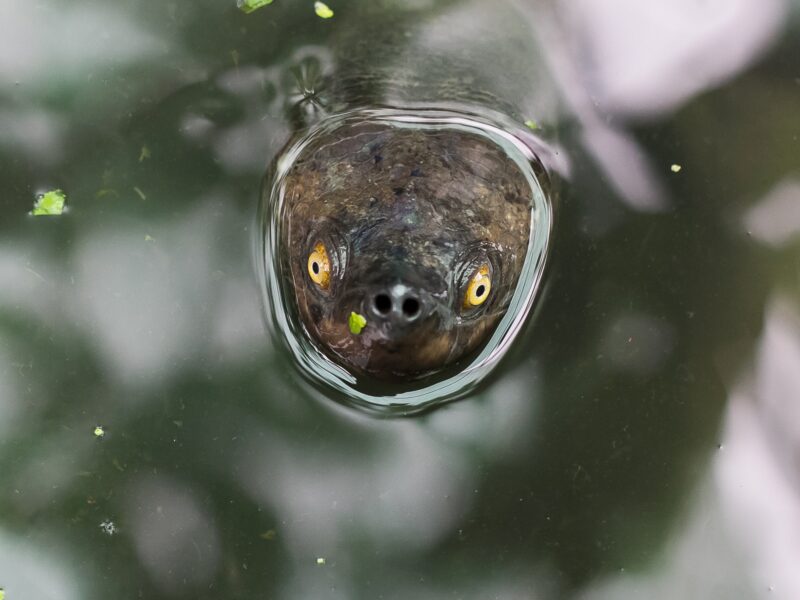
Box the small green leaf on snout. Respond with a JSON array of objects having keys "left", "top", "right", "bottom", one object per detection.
[{"left": 348, "top": 312, "right": 367, "bottom": 335}]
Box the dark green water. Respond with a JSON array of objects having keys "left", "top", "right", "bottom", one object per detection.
[{"left": 1, "top": 1, "right": 799, "bottom": 599}]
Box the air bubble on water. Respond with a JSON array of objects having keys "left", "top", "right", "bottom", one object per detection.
[{"left": 99, "top": 520, "right": 117, "bottom": 535}]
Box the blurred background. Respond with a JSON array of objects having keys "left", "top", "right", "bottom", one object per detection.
[{"left": 0, "top": 0, "right": 798, "bottom": 598}]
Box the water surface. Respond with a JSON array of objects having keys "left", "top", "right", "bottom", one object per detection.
[{"left": 1, "top": 1, "right": 799, "bottom": 599}]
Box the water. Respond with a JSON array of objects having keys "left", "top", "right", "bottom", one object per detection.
[{"left": 1, "top": 1, "right": 799, "bottom": 599}]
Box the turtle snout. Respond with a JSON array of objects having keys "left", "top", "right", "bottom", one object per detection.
[{"left": 367, "top": 284, "right": 426, "bottom": 327}]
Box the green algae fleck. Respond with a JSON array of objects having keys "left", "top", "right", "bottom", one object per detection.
[
  {"left": 314, "top": 1, "right": 334, "bottom": 18},
  {"left": 237, "top": 0, "right": 273, "bottom": 14},
  {"left": 32, "top": 189, "right": 66, "bottom": 216}
]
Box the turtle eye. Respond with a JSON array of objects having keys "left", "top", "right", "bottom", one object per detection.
[
  {"left": 463, "top": 264, "right": 491, "bottom": 308},
  {"left": 307, "top": 242, "right": 331, "bottom": 289}
]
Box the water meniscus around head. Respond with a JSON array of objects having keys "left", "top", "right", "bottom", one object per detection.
[{"left": 258, "top": 108, "right": 553, "bottom": 414}]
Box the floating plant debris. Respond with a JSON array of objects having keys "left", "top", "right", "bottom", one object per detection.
[
  {"left": 237, "top": 0, "right": 273, "bottom": 14},
  {"left": 314, "top": 1, "right": 334, "bottom": 18},
  {"left": 31, "top": 189, "right": 66, "bottom": 216}
]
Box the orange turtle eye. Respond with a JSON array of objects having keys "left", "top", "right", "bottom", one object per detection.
[
  {"left": 307, "top": 242, "right": 331, "bottom": 289},
  {"left": 463, "top": 264, "right": 491, "bottom": 308}
]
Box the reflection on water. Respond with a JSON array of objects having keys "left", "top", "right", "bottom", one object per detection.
[
  {"left": 744, "top": 178, "right": 800, "bottom": 248},
  {"left": 126, "top": 475, "right": 221, "bottom": 594},
  {"left": 0, "top": 3, "right": 166, "bottom": 89},
  {"left": 598, "top": 313, "right": 675, "bottom": 375},
  {"left": 0, "top": 0, "right": 798, "bottom": 598},
  {"left": 0, "top": 533, "right": 80, "bottom": 600},
  {"left": 561, "top": 0, "right": 787, "bottom": 117},
  {"left": 717, "top": 298, "right": 800, "bottom": 597}
]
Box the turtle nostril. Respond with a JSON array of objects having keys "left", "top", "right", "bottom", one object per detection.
[
  {"left": 402, "top": 297, "right": 420, "bottom": 319},
  {"left": 374, "top": 293, "right": 392, "bottom": 315}
]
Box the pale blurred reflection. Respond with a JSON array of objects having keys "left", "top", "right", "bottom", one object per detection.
[
  {"left": 414, "top": 0, "right": 560, "bottom": 124},
  {"left": 0, "top": 243, "right": 65, "bottom": 330},
  {"left": 560, "top": 0, "right": 787, "bottom": 118},
  {"left": 580, "top": 125, "right": 668, "bottom": 213},
  {"left": 716, "top": 297, "right": 800, "bottom": 600},
  {"left": 236, "top": 419, "right": 473, "bottom": 559},
  {"left": 235, "top": 368, "right": 541, "bottom": 597},
  {"left": 285, "top": 564, "right": 550, "bottom": 600},
  {"left": 0, "top": 245, "right": 66, "bottom": 439},
  {"left": 0, "top": 2, "right": 165, "bottom": 90},
  {"left": 211, "top": 62, "right": 291, "bottom": 174},
  {"left": 743, "top": 177, "right": 800, "bottom": 248},
  {"left": 125, "top": 475, "right": 221, "bottom": 595},
  {"left": 557, "top": 300, "right": 800, "bottom": 599},
  {"left": 9, "top": 430, "right": 95, "bottom": 515},
  {"left": 379, "top": 567, "right": 551, "bottom": 600},
  {"left": 0, "top": 342, "right": 21, "bottom": 441},
  {"left": 575, "top": 481, "right": 755, "bottom": 599},
  {"left": 216, "top": 65, "right": 274, "bottom": 97},
  {"left": 213, "top": 115, "right": 290, "bottom": 174},
  {"left": 0, "top": 530, "right": 81, "bottom": 600},
  {"left": 279, "top": 574, "right": 354, "bottom": 600},
  {"left": 522, "top": 6, "right": 670, "bottom": 213},
  {"left": 72, "top": 198, "right": 266, "bottom": 390},
  {"left": 427, "top": 361, "right": 540, "bottom": 460},
  {"left": 209, "top": 278, "right": 268, "bottom": 370},
  {"left": 74, "top": 217, "right": 209, "bottom": 389},
  {"left": 179, "top": 113, "right": 216, "bottom": 143},
  {"left": 541, "top": 0, "right": 786, "bottom": 214},
  {"left": 0, "top": 200, "right": 268, "bottom": 402},
  {"left": 0, "top": 109, "right": 65, "bottom": 166},
  {"left": 600, "top": 313, "right": 675, "bottom": 375}
]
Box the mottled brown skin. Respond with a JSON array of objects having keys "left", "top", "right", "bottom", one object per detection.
[{"left": 281, "top": 121, "right": 532, "bottom": 379}]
